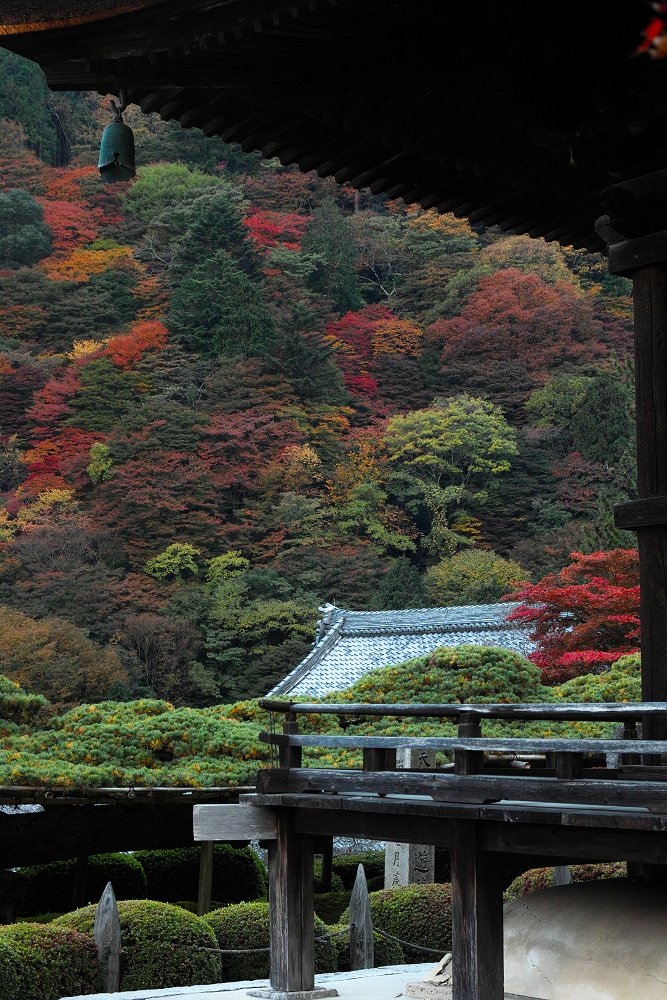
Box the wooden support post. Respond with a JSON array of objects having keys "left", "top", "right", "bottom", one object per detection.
[
  {"left": 349, "top": 864, "right": 374, "bottom": 971},
  {"left": 321, "top": 837, "right": 333, "bottom": 893},
  {"left": 197, "top": 840, "right": 214, "bottom": 916},
  {"left": 450, "top": 819, "right": 503, "bottom": 1000},
  {"left": 555, "top": 752, "right": 583, "bottom": 780},
  {"left": 94, "top": 882, "right": 121, "bottom": 993},
  {"left": 0, "top": 871, "right": 26, "bottom": 924},
  {"left": 363, "top": 747, "right": 392, "bottom": 771},
  {"left": 633, "top": 265, "right": 667, "bottom": 745},
  {"left": 71, "top": 855, "right": 89, "bottom": 910},
  {"left": 268, "top": 810, "right": 316, "bottom": 992}
]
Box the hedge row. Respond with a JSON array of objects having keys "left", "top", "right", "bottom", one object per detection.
[
  {"left": 204, "top": 901, "right": 336, "bottom": 981},
  {"left": 504, "top": 863, "right": 627, "bottom": 901},
  {"left": 341, "top": 883, "right": 453, "bottom": 962},
  {"left": 15, "top": 845, "right": 267, "bottom": 918},
  {"left": 1, "top": 883, "right": 457, "bottom": 996}
]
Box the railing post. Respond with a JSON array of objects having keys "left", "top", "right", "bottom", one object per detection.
[
  {"left": 455, "top": 712, "right": 483, "bottom": 775},
  {"left": 280, "top": 712, "right": 302, "bottom": 769},
  {"left": 94, "top": 882, "right": 121, "bottom": 993},
  {"left": 349, "top": 864, "right": 374, "bottom": 971}
]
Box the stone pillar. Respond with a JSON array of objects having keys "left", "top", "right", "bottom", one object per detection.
[{"left": 384, "top": 748, "right": 435, "bottom": 888}]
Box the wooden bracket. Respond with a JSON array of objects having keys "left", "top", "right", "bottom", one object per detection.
[
  {"left": 193, "top": 802, "right": 278, "bottom": 841},
  {"left": 613, "top": 496, "right": 667, "bottom": 530},
  {"left": 607, "top": 230, "right": 667, "bottom": 276}
]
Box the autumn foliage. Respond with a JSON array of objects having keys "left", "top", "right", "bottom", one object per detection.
[
  {"left": 508, "top": 549, "right": 640, "bottom": 683},
  {"left": 0, "top": 94, "right": 639, "bottom": 709}
]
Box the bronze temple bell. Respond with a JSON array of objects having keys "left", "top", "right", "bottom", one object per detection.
[{"left": 98, "top": 88, "right": 136, "bottom": 184}]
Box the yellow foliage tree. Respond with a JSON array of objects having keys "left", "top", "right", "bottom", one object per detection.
[
  {"left": 66, "top": 339, "right": 106, "bottom": 360},
  {"left": 41, "top": 246, "right": 138, "bottom": 283},
  {"left": 14, "top": 488, "right": 79, "bottom": 531}
]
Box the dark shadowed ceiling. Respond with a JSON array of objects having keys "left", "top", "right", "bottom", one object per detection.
[{"left": 2, "top": 0, "right": 666, "bottom": 249}]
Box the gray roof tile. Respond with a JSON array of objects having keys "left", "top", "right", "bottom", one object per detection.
[{"left": 268, "top": 603, "right": 535, "bottom": 698}]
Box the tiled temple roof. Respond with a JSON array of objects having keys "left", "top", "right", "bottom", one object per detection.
[{"left": 268, "top": 603, "right": 535, "bottom": 699}]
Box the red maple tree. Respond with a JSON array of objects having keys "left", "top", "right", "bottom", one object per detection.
[{"left": 507, "top": 549, "right": 640, "bottom": 683}]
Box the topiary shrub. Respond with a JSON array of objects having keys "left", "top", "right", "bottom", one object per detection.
[
  {"left": 327, "top": 922, "right": 404, "bottom": 971},
  {"left": 332, "top": 851, "right": 385, "bottom": 890},
  {"left": 0, "top": 675, "right": 48, "bottom": 731},
  {"left": 18, "top": 852, "right": 147, "bottom": 916},
  {"left": 54, "top": 898, "right": 221, "bottom": 990},
  {"left": 205, "top": 900, "right": 336, "bottom": 981},
  {"left": 314, "top": 890, "right": 352, "bottom": 924},
  {"left": 341, "top": 883, "right": 452, "bottom": 962},
  {"left": 0, "top": 922, "right": 99, "bottom": 1000},
  {"left": 329, "top": 646, "right": 548, "bottom": 705},
  {"left": 0, "top": 937, "right": 23, "bottom": 999},
  {"left": 134, "top": 844, "right": 266, "bottom": 904},
  {"left": 555, "top": 653, "right": 641, "bottom": 703},
  {"left": 504, "top": 863, "right": 627, "bottom": 902}
]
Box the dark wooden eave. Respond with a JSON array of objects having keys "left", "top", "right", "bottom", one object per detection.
[{"left": 2, "top": 0, "right": 667, "bottom": 249}]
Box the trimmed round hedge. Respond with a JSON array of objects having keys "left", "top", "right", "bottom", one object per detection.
[
  {"left": 342, "top": 883, "right": 452, "bottom": 962},
  {"left": 331, "top": 852, "right": 385, "bottom": 890},
  {"left": 504, "top": 863, "right": 627, "bottom": 902},
  {"left": 54, "top": 898, "right": 221, "bottom": 990},
  {"left": 205, "top": 900, "right": 336, "bottom": 981},
  {"left": 0, "top": 922, "right": 99, "bottom": 1000},
  {"left": 134, "top": 845, "right": 266, "bottom": 904},
  {"left": 19, "top": 852, "right": 147, "bottom": 916},
  {"left": 313, "top": 890, "right": 352, "bottom": 925},
  {"left": 327, "top": 922, "right": 404, "bottom": 971}
]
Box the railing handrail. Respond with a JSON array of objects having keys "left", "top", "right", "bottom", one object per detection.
[
  {"left": 259, "top": 699, "right": 667, "bottom": 722},
  {"left": 259, "top": 733, "right": 667, "bottom": 755}
]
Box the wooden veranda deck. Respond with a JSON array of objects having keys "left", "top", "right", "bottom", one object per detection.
[{"left": 194, "top": 700, "right": 667, "bottom": 1000}]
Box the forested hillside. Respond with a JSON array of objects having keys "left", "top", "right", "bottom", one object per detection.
[{"left": 0, "top": 50, "right": 637, "bottom": 705}]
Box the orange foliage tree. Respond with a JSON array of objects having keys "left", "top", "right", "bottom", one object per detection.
[
  {"left": 105, "top": 320, "right": 169, "bottom": 369},
  {"left": 371, "top": 317, "right": 423, "bottom": 356}
]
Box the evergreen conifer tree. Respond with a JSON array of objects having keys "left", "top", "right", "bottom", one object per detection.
[
  {"left": 301, "top": 198, "right": 361, "bottom": 312},
  {"left": 168, "top": 250, "right": 273, "bottom": 356}
]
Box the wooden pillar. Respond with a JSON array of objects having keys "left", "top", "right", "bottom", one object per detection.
[
  {"left": 268, "top": 810, "right": 315, "bottom": 992},
  {"left": 632, "top": 266, "right": 667, "bottom": 742},
  {"left": 600, "top": 175, "right": 667, "bottom": 746},
  {"left": 197, "top": 841, "right": 214, "bottom": 916},
  {"left": 450, "top": 819, "right": 503, "bottom": 1000},
  {"left": 320, "top": 837, "right": 333, "bottom": 893},
  {"left": 71, "top": 855, "right": 89, "bottom": 910}
]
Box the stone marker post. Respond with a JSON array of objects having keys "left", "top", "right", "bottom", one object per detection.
[
  {"left": 94, "top": 881, "right": 121, "bottom": 993},
  {"left": 349, "top": 863, "right": 374, "bottom": 970},
  {"left": 384, "top": 748, "right": 436, "bottom": 888}
]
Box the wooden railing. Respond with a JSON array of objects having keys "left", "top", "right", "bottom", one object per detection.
[{"left": 257, "top": 699, "right": 667, "bottom": 811}]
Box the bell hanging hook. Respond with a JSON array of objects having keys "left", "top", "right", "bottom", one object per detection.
[{"left": 110, "top": 86, "right": 128, "bottom": 123}]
